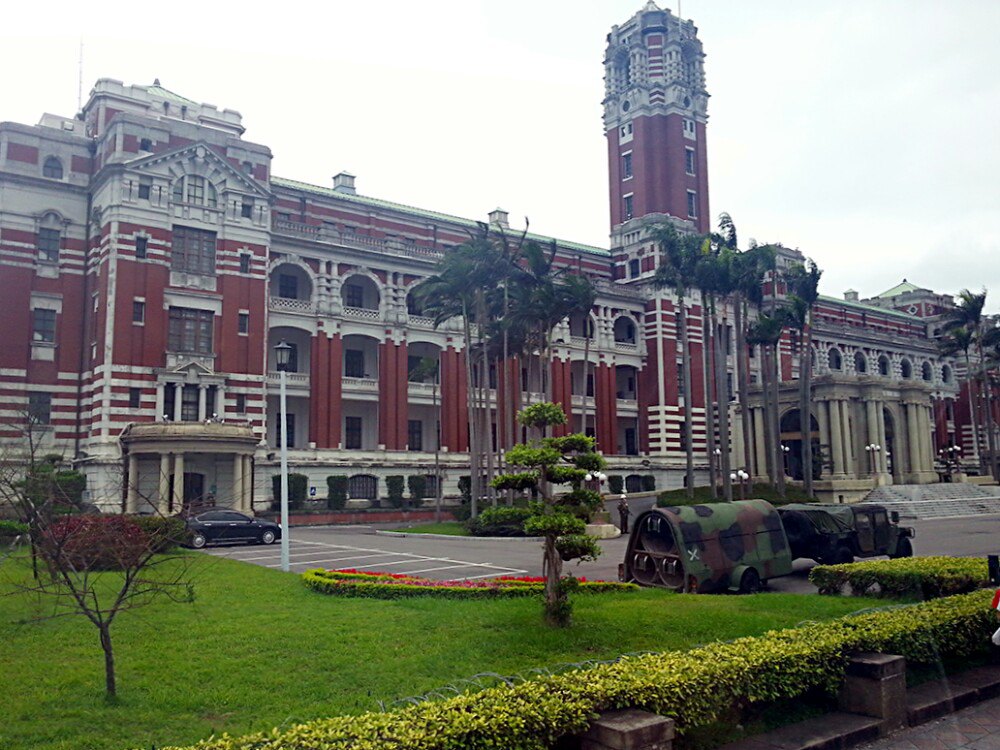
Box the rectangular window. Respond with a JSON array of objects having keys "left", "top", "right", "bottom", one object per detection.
[
  {"left": 132, "top": 300, "right": 145, "bottom": 324},
  {"left": 344, "top": 350, "right": 365, "bottom": 378},
  {"left": 408, "top": 420, "right": 423, "bottom": 451},
  {"left": 138, "top": 181, "right": 151, "bottom": 200},
  {"left": 685, "top": 148, "right": 695, "bottom": 175},
  {"left": 181, "top": 385, "right": 200, "bottom": 422},
  {"left": 241, "top": 201, "right": 253, "bottom": 219},
  {"left": 239, "top": 253, "right": 251, "bottom": 274},
  {"left": 167, "top": 307, "right": 214, "bottom": 354},
  {"left": 28, "top": 392, "right": 52, "bottom": 425},
  {"left": 676, "top": 361, "right": 685, "bottom": 395},
  {"left": 686, "top": 191, "right": 697, "bottom": 218},
  {"left": 622, "top": 152, "right": 633, "bottom": 179},
  {"left": 586, "top": 373, "right": 594, "bottom": 398},
  {"left": 238, "top": 312, "right": 250, "bottom": 335},
  {"left": 278, "top": 273, "right": 298, "bottom": 299},
  {"left": 344, "top": 416, "right": 362, "bottom": 450},
  {"left": 727, "top": 372, "right": 736, "bottom": 402},
  {"left": 235, "top": 393, "right": 247, "bottom": 414},
  {"left": 128, "top": 388, "right": 141, "bottom": 409},
  {"left": 623, "top": 194, "right": 634, "bottom": 220},
  {"left": 343, "top": 284, "right": 364, "bottom": 308},
  {"left": 32, "top": 308, "right": 56, "bottom": 343},
  {"left": 186, "top": 176, "right": 205, "bottom": 204},
  {"left": 628, "top": 258, "right": 640, "bottom": 278},
  {"left": 38, "top": 228, "right": 60, "bottom": 263},
  {"left": 135, "top": 236, "right": 148, "bottom": 259},
  {"left": 171, "top": 225, "right": 217, "bottom": 275},
  {"left": 277, "top": 413, "right": 295, "bottom": 448},
  {"left": 139, "top": 138, "right": 153, "bottom": 151}
]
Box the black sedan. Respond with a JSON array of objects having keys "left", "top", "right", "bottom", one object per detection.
[{"left": 186, "top": 510, "right": 281, "bottom": 548}]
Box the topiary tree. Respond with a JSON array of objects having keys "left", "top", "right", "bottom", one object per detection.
[
  {"left": 272, "top": 473, "right": 308, "bottom": 510},
  {"left": 492, "top": 402, "right": 605, "bottom": 626},
  {"left": 385, "top": 476, "right": 405, "bottom": 508},
  {"left": 608, "top": 475, "right": 624, "bottom": 495},
  {"left": 326, "top": 476, "right": 348, "bottom": 510},
  {"left": 407, "top": 475, "right": 427, "bottom": 507}
]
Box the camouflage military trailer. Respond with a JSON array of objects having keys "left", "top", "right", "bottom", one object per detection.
[
  {"left": 776, "top": 503, "right": 915, "bottom": 565},
  {"left": 620, "top": 499, "right": 793, "bottom": 594}
]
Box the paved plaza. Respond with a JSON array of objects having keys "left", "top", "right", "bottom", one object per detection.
[{"left": 858, "top": 695, "right": 1000, "bottom": 750}]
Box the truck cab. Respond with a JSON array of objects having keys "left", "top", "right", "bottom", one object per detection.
[{"left": 777, "top": 503, "right": 914, "bottom": 564}]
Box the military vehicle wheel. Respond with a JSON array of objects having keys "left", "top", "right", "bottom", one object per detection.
[
  {"left": 832, "top": 546, "right": 854, "bottom": 565},
  {"left": 738, "top": 567, "right": 761, "bottom": 594},
  {"left": 891, "top": 538, "right": 913, "bottom": 559}
]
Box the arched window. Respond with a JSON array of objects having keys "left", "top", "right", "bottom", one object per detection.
[
  {"left": 828, "top": 348, "right": 842, "bottom": 371},
  {"left": 921, "top": 362, "right": 933, "bottom": 382},
  {"left": 42, "top": 157, "right": 63, "bottom": 179},
  {"left": 878, "top": 355, "right": 890, "bottom": 376},
  {"left": 854, "top": 351, "right": 868, "bottom": 374},
  {"left": 900, "top": 359, "right": 913, "bottom": 379},
  {"left": 171, "top": 175, "right": 219, "bottom": 207},
  {"left": 942, "top": 365, "right": 952, "bottom": 384}
]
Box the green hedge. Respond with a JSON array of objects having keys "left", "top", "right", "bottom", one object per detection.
[
  {"left": 125, "top": 515, "right": 191, "bottom": 552},
  {"left": 810, "top": 556, "right": 991, "bottom": 599},
  {"left": 607, "top": 475, "right": 624, "bottom": 495},
  {"left": 302, "top": 569, "right": 637, "bottom": 600},
  {"left": 0, "top": 519, "right": 29, "bottom": 543},
  {"left": 466, "top": 506, "right": 533, "bottom": 537},
  {"left": 271, "top": 473, "right": 308, "bottom": 510},
  {"left": 326, "top": 476, "right": 349, "bottom": 510},
  {"left": 386, "top": 476, "right": 405, "bottom": 508},
  {"left": 159, "top": 589, "right": 996, "bottom": 750},
  {"left": 408, "top": 475, "right": 428, "bottom": 505}
]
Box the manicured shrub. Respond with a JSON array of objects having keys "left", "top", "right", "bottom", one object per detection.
[
  {"left": 641, "top": 474, "right": 656, "bottom": 492},
  {"left": 810, "top": 556, "right": 990, "bottom": 599},
  {"left": 302, "top": 568, "right": 636, "bottom": 599},
  {"left": 407, "top": 475, "right": 427, "bottom": 506},
  {"left": 0, "top": 519, "right": 30, "bottom": 544},
  {"left": 39, "top": 516, "right": 150, "bottom": 571},
  {"left": 326, "top": 476, "right": 349, "bottom": 510},
  {"left": 385, "top": 475, "right": 405, "bottom": 508},
  {"left": 160, "top": 589, "right": 996, "bottom": 750},
  {"left": 125, "top": 515, "right": 191, "bottom": 552},
  {"left": 452, "top": 476, "right": 473, "bottom": 521},
  {"left": 272, "top": 473, "right": 309, "bottom": 510},
  {"left": 608, "top": 474, "right": 624, "bottom": 494},
  {"left": 466, "top": 506, "right": 533, "bottom": 537}
]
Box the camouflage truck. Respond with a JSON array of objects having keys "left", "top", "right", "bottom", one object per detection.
[
  {"left": 619, "top": 499, "right": 792, "bottom": 594},
  {"left": 776, "top": 503, "right": 914, "bottom": 565}
]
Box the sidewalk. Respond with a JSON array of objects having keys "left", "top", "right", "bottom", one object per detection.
[{"left": 857, "top": 694, "right": 1000, "bottom": 750}]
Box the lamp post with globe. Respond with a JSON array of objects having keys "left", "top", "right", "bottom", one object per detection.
[{"left": 274, "top": 340, "right": 292, "bottom": 573}]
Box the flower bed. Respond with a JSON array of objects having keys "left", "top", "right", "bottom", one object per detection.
[
  {"left": 809, "top": 556, "right": 990, "bottom": 598},
  {"left": 302, "top": 569, "right": 638, "bottom": 599},
  {"left": 159, "top": 589, "right": 997, "bottom": 750}
]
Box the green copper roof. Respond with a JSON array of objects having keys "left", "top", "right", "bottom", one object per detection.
[
  {"left": 147, "top": 81, "right": 197, "bottom": 105},
  {"left": 271, "top": 176, "right": 610, "bottom": 257},
  {"left": 817, "top": 294, "right": 919, "bottom": 322},
  {"left": 875, "top": 279, "right": 925, "bottom": 298}
]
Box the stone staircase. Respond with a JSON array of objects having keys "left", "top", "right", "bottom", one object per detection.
[{"left": 861, "top": 483, "right": 1000, "bottom": 520}]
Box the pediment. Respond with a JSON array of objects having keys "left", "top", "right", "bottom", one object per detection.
[{"left": 127, "top": 141, "right": 271, "bottom": 200}]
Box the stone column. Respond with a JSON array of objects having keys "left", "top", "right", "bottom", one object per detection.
[
  {"left": 876, "top": 403, "right": 889, "bottom": 474},
  {"left": 172, "top": 453, "right": 185, "bottom": 513},
  {"left": 233, "top": 454, "right": 244, "bottom": 512},
  {"left": 752, "top": 407, "right": 767, "bottom": 480},
  {"left": 173, "top": 383, "right": 183, "bottom": 421},
  {"left": 906, "top": 403, "right": 921, "bottom": 475},
  {"left": 158, "top": 454, "right": 171, "bottom": 514},
  {"left": 216, "top": 384, "right": 226, "bottom": 421},
  {"left": 198, "top": 385, "right": 208, "bottom": 421},
  {"left": 244, "top": 455, "right": 254, "bottom": 512},
  {"left": 126, "top": 454, "right": 139, "bottom": 513},
  {"left": 830, "top": 399, "right": 846, "bottom": 477},
  {"left": 922, "top": 405, "right": 934, "bottom": 471},
  {"left": 840, "top": 400, "right": 855, "bottom": 477},
  {"left": 155, "top": 384, "right": 165, "bottom": 420},
  {"left": 817, "top": 400, "right": 831, "bottom": 476}
]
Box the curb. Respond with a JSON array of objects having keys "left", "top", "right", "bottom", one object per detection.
[{"left": 375, "top": 530, "right": 544, "bottom": 543}]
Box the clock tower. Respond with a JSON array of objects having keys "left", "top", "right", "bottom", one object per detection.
[{"left": 605, "top": 0, "right": 710, "bottom": 261}]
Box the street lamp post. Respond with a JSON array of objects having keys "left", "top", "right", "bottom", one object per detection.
[
  {"left": 780, "top": 444, "right": 791, "bottom": 476},
  {"left": 864, "top": 443, "right": 881, "bottom": 476},
  {"left": 729, "top": 469, "right": 749, "bottom": 501},
  {"left": 274, "top": 340, "right": 292, "bottom": 573}
]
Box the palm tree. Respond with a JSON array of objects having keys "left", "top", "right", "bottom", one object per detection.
[
  {"left": 939, "top": 325, "right": 981, "bottom": 473},
  {"left": 784, "top": 260, "right": 822, "bottom": 498},
  {"left": 945, "top": 289, "right": 999, "bottom": 480},
  {"left": 652, "top": 223, "right": 704, "bottom": 499}
]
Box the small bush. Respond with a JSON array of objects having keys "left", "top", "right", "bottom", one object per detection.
[
  {"left": 386, "top": 476, "right": 405, "bottom": 508},
  {"left": 467, "top": 506, "right": 533, "bottom": 537},
  {"left": 608, "top": 475, "right": 624, "bottom": 494},
  {"left": 641, "top": 474, "right": 656, "bottom": 492},
  {"left": 0, "top": 520, "right": 30, "bottom": 544},
  {"left": 126, "top": 515, "right": 190, "bottom": 552},
  {"left": 407, "top": 475, "right": 427, "bottom": 506},
  {"left": 327, "top": 476, "right": 349, "bottom": 510},
  {"left": 272, "top": 473, "right": 309, "bottom": 510},
  {"left": 810, "top": 556, "right": 990, "bottom": 599}
]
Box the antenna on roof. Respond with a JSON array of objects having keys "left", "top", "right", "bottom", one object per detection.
[{"left": 77, "top": 39, "right": 84, "bottom": 111}]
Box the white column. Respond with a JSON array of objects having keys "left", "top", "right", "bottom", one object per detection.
[
  {"left": 906, "top": 403, "right": 921, "bottom": 474},
  {"left": 173, "top": 384, "right": 183, "bottom": 421},
  {"left": 233, "top": 454, "right": 244, "bottom": 512},
  {"left": 172, "top": 453, "right": 185, "bottom": 513},
  {"left": 829, "top": 399, "right": 845, "bottom": 477},
  {"left": 816, "top": 401, "right": 830, "bottom": 477},
  {"left": 155, "top": 384, "right": 165, "bottom": 421},
  {"left": 875, "top": 402, "right": 889, "bottom": 473},
  {"left": 752, "top": 408, "right": 767, "bottom": 479},
  {"left": 920, "top": 405, "right": 934, "bottom": 472},
  {"left": 840, "top": 401, "right": 854, "bottom": 477},
  {"left": 217, "top": 384, "right": 226, "bottom": 421},
  {"left": 198, "top": 385, "right": 208, "bottom": 421},
  {"left": 244, "top": 455, "right": 254, "bottom": 512},
  {"left": 126, "top": 454, "right": 139, "bottom": 513},
  {"left": 158, "top": 454, "right": 171, "bottom": 514}
]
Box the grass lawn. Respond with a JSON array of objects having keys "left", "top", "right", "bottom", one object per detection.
[
  {"left": 391, "top": 521, "right": 469, "bottom": 535},
  {"left": 0, "top": 551, "right": 880, "bottom": 750},
  {"left": 657, "top": 483, "right": 815, "bottom": 506}
]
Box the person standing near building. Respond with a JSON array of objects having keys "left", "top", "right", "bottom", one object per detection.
[{"left": 617, "top": 494, "right": 630, "bottom": 535}]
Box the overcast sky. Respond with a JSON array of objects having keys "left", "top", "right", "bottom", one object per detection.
[{"left": 3, "top": 0, "right": 998, "bottom": 311}]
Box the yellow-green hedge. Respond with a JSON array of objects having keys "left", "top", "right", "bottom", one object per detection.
[
  {"left": 153, "top": 589, "right": 997, "bottom": 750},
  {"left": 809, "top": 556, "right": 990, "bottom": 598}
]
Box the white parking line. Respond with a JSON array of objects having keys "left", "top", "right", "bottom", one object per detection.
[{"left": 263, "top": 554, "right": 410, "bottom": 569}]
